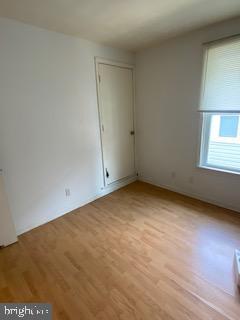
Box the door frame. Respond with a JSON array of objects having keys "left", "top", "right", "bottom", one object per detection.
[{"left": 95, "top": 57, "right": 136, "bottom": 187}]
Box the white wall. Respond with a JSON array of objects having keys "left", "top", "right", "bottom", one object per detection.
[
  {"left": 0, "top": 18, "right": 135, "bottom": 235},
  {"left": 136, "top": 17, "right": 240, "bottom": 212}
]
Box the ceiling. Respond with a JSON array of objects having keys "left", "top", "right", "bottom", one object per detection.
[{"left": 0, "top": 0, "right": 240, "bottom": 51}]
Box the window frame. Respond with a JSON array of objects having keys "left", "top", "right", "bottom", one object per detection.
[
  {"left": 198, "top": 112, "right": 240, "bottom": 175},
  {"left": 198, "top": 36, "right": 240, "bottom": 176}
]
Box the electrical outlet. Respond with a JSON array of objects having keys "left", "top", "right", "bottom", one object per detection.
[
  {"left": 65, "top": 188, "right": 71, "bottom": 197},
  {"left": 171, "top": 171, "right": 176, "bottom": 179},
  {"left": 189, "top": 176, "right": 194, "bottom": 184}
]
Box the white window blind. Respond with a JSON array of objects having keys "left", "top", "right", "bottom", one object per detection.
[{"left": 199, "top": 36, "right": 240, "bottom": 112}]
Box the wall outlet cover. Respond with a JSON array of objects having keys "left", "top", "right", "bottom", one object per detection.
[{"left": 65, "top": 189, "right": 71, "bottom": 197}]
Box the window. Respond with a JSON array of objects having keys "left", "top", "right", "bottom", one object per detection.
[
  {"left": 219, "top": 115, "right": 239, "bottom": 138},
  {"left": 199, "top": 37, "right": 240, "bottom": 174}
]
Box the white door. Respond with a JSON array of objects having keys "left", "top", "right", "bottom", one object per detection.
[
  {"left": 0, "top": 173, "right": 17, "bottom": 246},
  {"left": 97, "top": 62, "right": 135, "bottom": 185}
]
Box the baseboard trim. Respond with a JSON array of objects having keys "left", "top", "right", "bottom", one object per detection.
[
  {"left": 139, "top": 176, "right": 240, "bottom": 214},
  {"left": 18, "top": 174, "right": 239, "bottom": 236},
  {"left": 17, "top": 175, "right": 137, "bottom": 236}
]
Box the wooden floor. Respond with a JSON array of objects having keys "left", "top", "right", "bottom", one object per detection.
[{"left": 1, "top": 181, "right": 240, "bottom": 319}]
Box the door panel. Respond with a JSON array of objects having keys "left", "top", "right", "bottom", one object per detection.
[{"left": 98, "top": 63, "right": 135, "bottom": 185}]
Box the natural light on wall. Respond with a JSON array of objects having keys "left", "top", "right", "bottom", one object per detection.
[{"left": 199, "top": 36, "right": 240, "bottom": 174}]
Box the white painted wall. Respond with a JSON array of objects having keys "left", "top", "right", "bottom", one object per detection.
[
  {"left": 0, "top": 18, "right": 135, "bottom": 235},
  {"left": 136, "top": 17, "right": 240, "bottom": 212}
]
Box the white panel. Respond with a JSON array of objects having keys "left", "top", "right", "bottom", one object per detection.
[
  {"left": 0, "top": 175, "right": 17, "bottom": 246},
  {"left": 200, "top": 37, "right": 240, "bottom": 112},
  {"left": 98, "top": 63, "right": 135, "bottom": 185}
]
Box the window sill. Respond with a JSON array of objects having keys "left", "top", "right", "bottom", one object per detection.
[{"left": 197, "top": 165, "right": 240, "bottom": 176}]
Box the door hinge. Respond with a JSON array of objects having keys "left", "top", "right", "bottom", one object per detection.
[
  {"left": 105, "top": 168, "right": 109, "bottom": 178},
  {"left": 98, "top": 74, "right": 101, "bottom": 82}
]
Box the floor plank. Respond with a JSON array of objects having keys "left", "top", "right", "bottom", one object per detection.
[{"left": 0, "top": 181, "right": 240, "bottom": 319}]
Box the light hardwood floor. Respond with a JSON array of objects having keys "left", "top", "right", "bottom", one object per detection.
[{"left": 1, "top": 181, "right": 240, "bottom": 319}]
